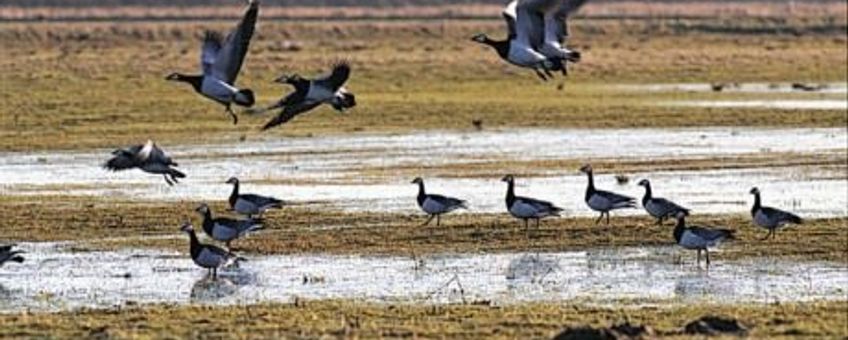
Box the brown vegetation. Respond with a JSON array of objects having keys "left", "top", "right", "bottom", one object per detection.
[
  {"left": 0, "top": 299, "right": 844, "bottom": 338},
  {"left": 1, "top": 1, "right": 846, "bottom": 21},
  {"left": 1, "top": 196, "right": 845, "bottom": 263},
  {"left": 0, "top": 18, "right": 845, "bottom": 152}
]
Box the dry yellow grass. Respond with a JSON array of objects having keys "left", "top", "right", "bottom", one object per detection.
[
  {"left": 1, "top": 1, "right": 846, "bottom": 20},
  {"left": 0, "top": 19, "right": 845, "bottom": 151},
  {"left": 0, "top": 299, "right": 845, "bottom": 338},
  {"left": 1, "top": 196, "right": 844, "bottom": 263}
]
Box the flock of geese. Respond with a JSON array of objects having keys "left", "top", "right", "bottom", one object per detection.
[
  {"left": 0, "top": 0, "right": 808, "bottom": 278},
  {"left": 416, "top": 170, "right": 803, "bottom": 265}
]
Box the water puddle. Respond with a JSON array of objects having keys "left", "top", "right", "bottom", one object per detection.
[
  {"left": 667, "top": 100, "right": 847, "bottom": 111},
  {"left": 0, "top": 128, "right": 845, "bottom": 217},
  {"left": 0, "top": 243, "right": 845, "bottom": 313},
  {"left": 617, "top": 82, "right": 848, "bottom": 94},
  {"left": 615, "top": 82, "right": 848, "bottom": 110}
]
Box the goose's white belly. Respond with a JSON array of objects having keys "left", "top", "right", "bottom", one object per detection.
[
  {"left": 587, "top": 195, "right": 611, "bottom": 211},
  {"left": 422, "top": 198, "right": 448, "bottom": 214},
  {"left": 201, "top": 77, "right": 238, "bottom": 102},
  {"left": 196, "top": 248, "right": 225, "bottom": 268},
  {"left": 509, "top": 201, "right": 541, "bottom": 218},
  {"left": 508, "top": 41, "right": 547, "bottom": 67}
]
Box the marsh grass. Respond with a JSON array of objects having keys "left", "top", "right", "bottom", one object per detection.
[
  {"left": 1, "top": 196, "right": 844, "bottom": 262},
  {"left": 0, "top": 299, "right": 845, "bottom": 338}
]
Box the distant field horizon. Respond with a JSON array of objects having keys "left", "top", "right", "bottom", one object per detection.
[{"left": 1, "top": 1, "right": 845, "bottom": 21}]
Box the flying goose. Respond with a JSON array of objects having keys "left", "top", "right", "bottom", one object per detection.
[
  {"left": 0, "top": 244, "right": 24, "bottom": 268},
  {"left": 181, "top": 222, "right": 242, "bottom": 279},
  {"left": 165, "top": 0, "right": 259, "bottom": 125},
  {"left": 247, "top": 62, "right": 356, "bottom": 130},
  {"left": 195, "top": 203, "right": 264, "bottom": 250},
  {"left": 226, "top": 177, "right": 283, "bottom": 218},
  {"left": 502, "top": 174, "right": 563, "bottom": 229},
  {"left": 672, "top": 212, "right": 734, "bottom": 266},
  {"left": 638, "top": 179, "right": 690, "bottom": 224},
  {"left": 749, "top": 187, "right": 802, "bottom": 240},
  {"left": 471, "top": 0, "right": 588, "bottom": 80},
  {"left": 104, "top": 140, "right": 186, "bottom": 186},
  {"left": 411, "top": 177, "right": 468, "bottom": 226},
  {"left": 579, "top": 164, "right": 636, "bottom": 224}
]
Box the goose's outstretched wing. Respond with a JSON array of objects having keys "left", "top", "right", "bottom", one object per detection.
[
  {"left": 148, "top": 143, "right": 175, "bottom": 165},
  {"left": 262, "top": 101, "right": 323, "bottom": 130},
  {"left": 546, "top": 0, "right": 589, "bottom": 44},
  {"left": 212, "top": 0, "right": 259, "bottom": 84},
  {"left": 502, "top": 0, "right": 518, "bottom": 39},
  {"left": 104, "top": 149, "right": 138, "bottom": 171},
  {"left": 514, "top": 0, "right": 548, "bottom": 49},
  {"left": 201, "top": 31, "right": 223, "bottom": 76},
  {"left": 314, "top": 62, "right": 351, "bottom": 92}
]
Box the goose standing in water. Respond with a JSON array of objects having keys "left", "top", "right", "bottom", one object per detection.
[
  {"left": 195, "top": 203, "right": 264, "bottom": 250},
  {"left": 502, "top": 174, "right": 563, "bottom": 229},
  {"left": 411, "top": 177, "right": 468, "bottom": 226},
  {"left": 749, "top": 187, "right": 802, "bottom": 240},
  {"left": 579, "top": 164, "right": 635, "bottom": 224},
  {"left": 471, "top": 0, "right": 588, "bottom": 80},
  {"left": 672, "top": 212, "right": 734, "bottom": 266},
  {"left": 0, "top": 244, "right": 24, "bottom": 268},
  {"left": 103, "top": 140, "right": 186, "bottom": 186},
  {"left": 181, "top": 222, "right": 241, "bottom": 279},
  {"left": 166, "top": 0, "right": 259, "bottom": 124},
  {"left": 226, "top": 177, "right": 283, "bottom": 218},
  {"left": 248, "top": 62, "right": 356, "bottom": 130},
  {"left": 637, "top": 179, "right": 690, "bottom": 224}
]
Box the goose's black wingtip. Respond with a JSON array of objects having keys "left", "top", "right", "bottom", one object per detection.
[{"left": 170, "top": 169, "right": 187, "bottom": 179}]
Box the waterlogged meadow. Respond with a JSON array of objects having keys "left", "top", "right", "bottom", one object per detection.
[{"left": 0, "top": 2, "right": 846, "bottom": 338}]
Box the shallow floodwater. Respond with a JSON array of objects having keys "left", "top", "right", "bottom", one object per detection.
[
  {"left": 668, "top": 100, "right": 847, "bottom": 110},
  {"left": 617, "top": 82, "right": 848, "bottom": 94},
  {"left": 616, "top": 82, "right": 848, "bottom": 110},
  {"left": 0, "top": 128, "right": 845, "bottom": 217},
  {"left": 0, "top": 243, "right": 845, "bottom": 313}
]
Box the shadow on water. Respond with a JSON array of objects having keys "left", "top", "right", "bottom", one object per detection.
[
  {"left": 191, "top": 276, "right": 238, "bottom": 302},
  {"left": 190, "top": 261, "right": 258, "bottom": 302}
]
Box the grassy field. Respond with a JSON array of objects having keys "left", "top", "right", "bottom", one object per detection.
[
  {"left": 1, "top": 300, "right": 845, "bottom": 338},
  {"left": 0, "top": 18, "right": 846, "bottom": 151}
]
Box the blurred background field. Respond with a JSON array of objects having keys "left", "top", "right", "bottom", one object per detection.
[{"left": 1, "top": 1, "right": 845, "bottom": 151}]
